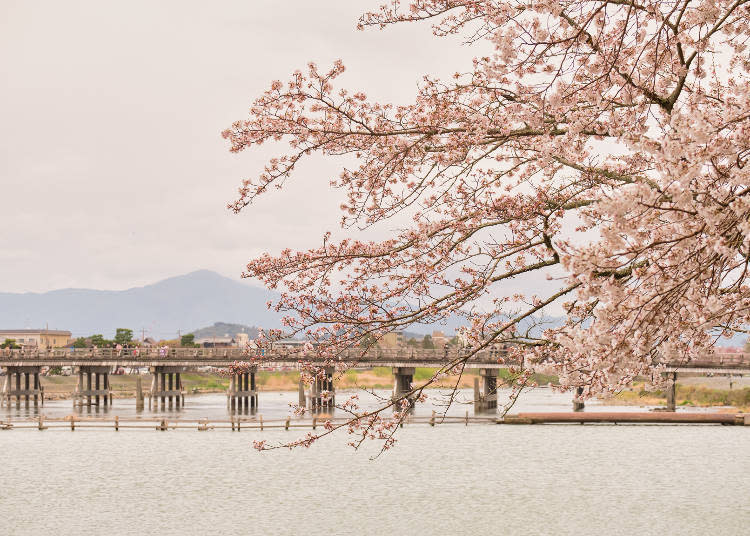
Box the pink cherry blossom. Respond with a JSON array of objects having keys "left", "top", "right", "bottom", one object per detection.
[{"left": 225, "top": 0, "right": 750, "bottom": 450}]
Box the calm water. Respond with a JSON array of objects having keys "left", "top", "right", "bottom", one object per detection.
[
  {"left": 1, "top": 389, "right": 748, "bottom": 535},
  {"left": 1, "top": 425, "right": 748, "bottom": 535},
  {"left": 0, "top": 386, "right": 723, "bottom": 422}
]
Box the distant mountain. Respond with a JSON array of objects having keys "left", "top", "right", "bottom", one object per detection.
[
  {"left": 0, "top": 270, "right": 282, "bottom": 340},
  {"left": 5, "top": 271, "right": 740, "bottom": 347},
  {"left": 401, "top": 314, "right": 566, "bottom": 339},
  {"left": 190, "top": 322, "right": 260, "bottom": 340}
]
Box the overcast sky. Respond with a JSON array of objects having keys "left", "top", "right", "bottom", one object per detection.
[{"left": 1, "top": 1, "right": 487, "bottom": 293}]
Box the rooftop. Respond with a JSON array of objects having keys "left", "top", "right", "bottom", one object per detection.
[{"left": 0, "top": 329, "right": 71, "bottom": 336}]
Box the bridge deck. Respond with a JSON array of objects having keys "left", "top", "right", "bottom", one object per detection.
[
  {"left": 665, "top": 356, "right": 750, "bottom": 374},
  {"left": 0, "top": 347, "right": 511, "bottom": 369},
  {"left": 1, "top": 348, "right": 748, "bottom": 372}
]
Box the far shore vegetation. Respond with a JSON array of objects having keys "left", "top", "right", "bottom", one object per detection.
[
  {"left": 32, "top": 368, "right": 750, "bottom": 411},
  {"left": 612, "top": 383, "right": 750, "bottom": 411}
]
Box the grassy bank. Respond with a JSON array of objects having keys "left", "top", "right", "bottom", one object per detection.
[
  {"left": 498, "top": 369, "right": 559, "bottom": 386},
  {"left": 35, "top": 372, "right": 750, "bottom": 411},
  {"left": 613, "top": 384, "right": 750, "bottom": 411},
  {"left": 35, "top": 367, "right": 498, "bottom": 400}
]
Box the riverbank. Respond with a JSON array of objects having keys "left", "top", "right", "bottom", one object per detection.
[
  {"left": 4, "top": 411, "right": 748, "bottom": 430},
  {"left": 611, "top": 383, "right": 750, "bottom": 411},
  {"left": 4, "top": 423, "right": 748, "bottom": 536},
  {"left": 35, "top": 368, "right": 490, "bottom": 400},
  {"left": 27, "top": 370, "right": 750, "bottom": 412}
]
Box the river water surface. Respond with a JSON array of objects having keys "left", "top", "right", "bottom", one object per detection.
[
  {"left": 1, "top": 389, "right": 748, "bottom": 535},
  {"left": 0, "top": 386, "right": 729, "bottom": 421}
]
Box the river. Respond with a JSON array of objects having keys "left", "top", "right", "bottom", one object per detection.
[
  {"left": 1, "top": 389, "right": 748, "bottom": 535},
  {"left": 0, "top": 386, "right": 731, "bottom": 421}
]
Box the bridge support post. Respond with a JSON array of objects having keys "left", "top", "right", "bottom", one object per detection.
[
  {"left": 298, "top": 377, "right": 306, "bottom": 407},
  {"left": 33, "top": 371, "right": 41, "bottom": 407},
  {"left": 250, "top": 372, "right": 257, "bottom": 410},
  {"left": 87, "top": 371, "right": 93, "bottom": 406},
  {"left": 227, "top": 367, "right": 258, "bottom": 414},
  {"left": 228, "top": 375, "right": 235, "bottom": 411},
  {"left": 177, "top": 373, "right": 184, "bottom": 406},
  {"left": 30, "top": 372, "right": 41, "bottom": 407},
  {"left": 149, "top": 373, "right": 156, "bottom": 409},
  {"left": 135, "top": 376, "right": 144, "bottom": 411},
  {"left": 310, "top": 367, "right": 335, "bottom": 410},
  {"left": 573, "top": 387, "right": 585, "bottom": 412},
  {"left": 474, "top": 368, "right": 498, "bottom": 413},
  {"left": 95, "top": 373, "right": 101, "bottom": 406},
  {"left": 74, "top": 370, "right": 80, "bottom": 407},
  {"left": 242, "top": 373, "right": 247, "bottom": 410},
  {"left": 167, "top": 371, "right": 176, "bottom": 408},
  {"left": 1, "top": 371, "right": 8, "bottom": 407},
  {"left": 74, "top": 366, "right": 112, "bottom": 407},
  {"left": 665, "top": 371, "right": 677, "bottom": 412},
  {"left": 1, "top": 366, "right": 43, "bottom": 408},
  {"left": 151, "top": 366, "right": 186, "bottom": 410},
  {"left": 392, "top": 367, "right": 415, "bottom": 410}
]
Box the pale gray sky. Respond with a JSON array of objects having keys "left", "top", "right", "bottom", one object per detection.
[{"left": 1, "top": 1, "right": 477, "bottom": 292}]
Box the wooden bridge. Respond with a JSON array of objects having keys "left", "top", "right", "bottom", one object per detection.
[
  {"left": 0, "top": 347, "right": 510, "bottom": 412},
  {"left": 0, "top": 347, "right": 510, "bottom": 368},
  {"left": 1, "top": 347, "right": 748, "bottom": 413},
  {"left": 663, "top": 354, "right": 750, "bottom": 374}
]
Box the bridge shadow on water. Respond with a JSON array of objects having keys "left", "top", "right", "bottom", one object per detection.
[{"left": 3, "top": 387, "right": 714, "bottom": 424}]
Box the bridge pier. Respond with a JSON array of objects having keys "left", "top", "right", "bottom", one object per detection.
[
  {"left": 1, "top": 366, "right": 43, "bottom": 408},
  {"left": 150, "top": 366, "right": 185, "bottom": 410},
  {"left": 74, "top": 366, "right": 112, "bottom": 407},
  {"left": 227, "top": 367, "right": 258, "bottom": 413},
  {"left": 573, "top": 386, "right": 585, "bottom": 412},
  {"left": 392, "top": 367, "right": 415, "bottom": 410},
  {"left": 308, "top": 367, "right": 335, "bottom": 410},
  {"left": 135, "top": 376, "right": 144, "bottom": 411},
  {"left": 474, "top": 368, "right": 498, "bottom": 413},
  {"left": 665, "top": 371, "right": 677, "bottom": 411}
]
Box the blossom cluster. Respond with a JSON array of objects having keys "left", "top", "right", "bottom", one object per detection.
[{"left": 226, "top": 0, "right": 750, "bottom": 448}]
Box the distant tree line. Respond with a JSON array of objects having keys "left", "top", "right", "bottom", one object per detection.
[
  {"left": 180, "top": 333, "right": 198, "bottom": 347},
  {"left": 71, "top": 330, "right": 203, "bottom": 349},
  {"left": 360, "top": 333, "right": 462, "bottom": 350},
  {"left": 404, "top": 334, "right": 460, "bottom": 349},
  {"left": 1, "top": 339, "right": 21, "bottom": 349},
  {"left": 73, "top": 328, "right": 134, "bottom": 348}
]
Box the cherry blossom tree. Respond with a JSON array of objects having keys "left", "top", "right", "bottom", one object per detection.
[{"left": 223, "top": 0, "right": 750, "bottom": 448}]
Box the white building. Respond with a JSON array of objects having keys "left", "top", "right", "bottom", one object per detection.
[
  {"left": 195, "top": 336, "right": 236, "bottom": 348},
  {"left": 0, "top": 329, "right": 72, "bottom": 348}
]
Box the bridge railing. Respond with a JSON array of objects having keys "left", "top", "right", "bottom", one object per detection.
[
  {"left": 661, "top": 353, "right": 750, "bottom": 368},
  {"left": 0, "top": 346, "right": 514, "bottom": 364},
  {"left": 3, "top": 347, "right": 750, "bottom": 368}
]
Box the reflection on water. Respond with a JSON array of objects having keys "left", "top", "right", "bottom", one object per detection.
[
  {"left": 0, "top": 424, "right": 748, "bottom": 535},
  {"left": 1, "top": 386, "right": 723, "bottom": 422}
]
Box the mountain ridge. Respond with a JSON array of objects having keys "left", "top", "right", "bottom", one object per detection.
[
  {"left": 3, "top": 270, "right": 741, "bottom": 346},
  {"left": 0, "top": 270, "right": 282, "bottom": 340}
]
